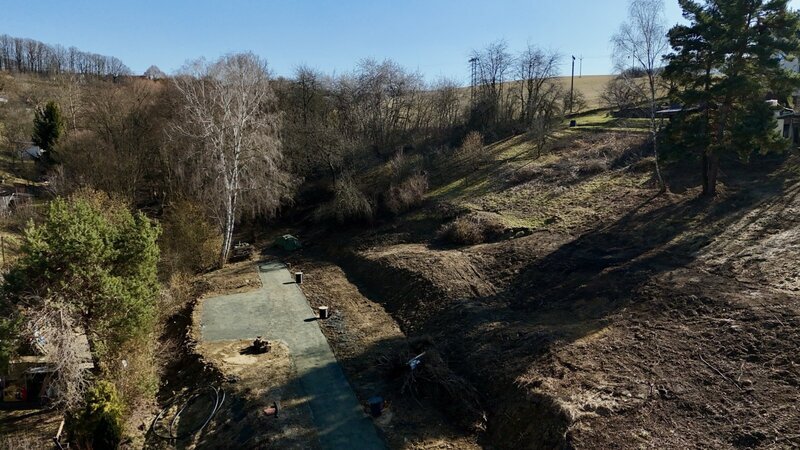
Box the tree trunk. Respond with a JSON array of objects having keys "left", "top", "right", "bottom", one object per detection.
[
  {"left": 648, "top": 74, "right": 665, "bottom": 193},
  {"left": 705, "top": 100, "right": 729, "bottom": 198},
  {"left": 704, "top": 152, "right": 720, "bottom": 197},
  {"left": 652, "top": 128, "right": 665, "bottom": 192},
  {"left": 219, "top": 194, "right": 235, "bottom": 268},
  {"left": 701, "top": 151, "right": 720, "bottom": 197}
]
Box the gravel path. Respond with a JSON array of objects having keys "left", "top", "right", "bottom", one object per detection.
[{"left": 200, "top": 261, "right": 385, "bottom": 449}]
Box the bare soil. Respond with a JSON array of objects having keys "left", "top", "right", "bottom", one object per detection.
[
  {"left": 0, "top": 408, "right": 63, "bottom": 449},
  {"left": 279, "top": 133, "right": 800, "bottom": 449},
  {"left": 189, "top": 340, "right": 319, "bottom": 449},
  {"left": 198, "top": 259, "right": 263, "bottom": 297}
]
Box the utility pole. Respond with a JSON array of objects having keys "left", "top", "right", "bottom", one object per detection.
[
  {"left": 570, "top": 55, "right": 576, "bottom": 113},
  {"left": 579, "top": 55, "right": 584, "bottom": 78}
]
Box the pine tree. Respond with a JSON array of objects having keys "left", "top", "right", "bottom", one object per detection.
[
  {"left": 663, "top": 0, "right": 800, "bottom": 196},
  {"left": 3, "top": 190, "right": 161, "bottom": 362},
  {"left": 31, "top": 100, "right": 65, "bottom": 160}
]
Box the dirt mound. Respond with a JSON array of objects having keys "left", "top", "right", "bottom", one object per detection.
[
  {"left": 702, "top": 182, "right": 800, "bottom": 291},
  {"left": 351, "top": 244, "right": 498, "bottom": 328}
]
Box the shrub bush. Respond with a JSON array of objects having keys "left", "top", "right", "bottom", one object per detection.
[
  {"left": 457, "top": 131, "right": 484, "bottom": 163},
  {"left": 387, "top": 149, "right": 411, "bottom": 181},
  {"left": 314, "top": 176, "right": 373, "bottom": 224},
  {"left": 69, "top": 380, "right": 124, "bottom": 449},
  {"left": 160, "top": 200, "right": 222, "bottom": 274},
  {"left": 438, "top": 213, "right": 505, "bottom": 245},
  {"left": 385, "top": 173, "right": 428, "bottom": 215}
]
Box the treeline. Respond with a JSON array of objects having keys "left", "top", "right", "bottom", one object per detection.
[
  {"left": 48, "top": 40, "right": 570, "bottom": 231},
  {"left": 0, "top": 34, "right": 130, "bottom": 77},
  {"left": 279, "top": 41, "right": 567, "bottom": 183},
  {"left": 0, "top": 41, "right": 572, "bottom": 446},
  {"left": 468, "top": 41, "right": 568, "bottom": 140}
]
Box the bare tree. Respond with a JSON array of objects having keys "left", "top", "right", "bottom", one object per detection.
[
  {"left": 62, "top": 79, "right": 167, "bottom": 200},
  {"left": 0, "top": 33, "right": 130, "bottom": 77},
  {"left": 612, "top": 0, "right": 669, "bottom": 191},
  {"left": 428, "top": 77, "right": 463, "bottom": 133},
  {"left": 601, "top": 75, "right": 649, "bottom": 113},
  {"left": 515, "top": 45, "right": 561, "bottom": 123},
  {"left": 353, "top": 58, "right": 424, "bottom": 152},
  {"left": 470, "top": 40, "right": 512, "bottom": 125},
  {"left": 279, "top": 65, "right": 347, "bottom": 180},
  {"left": 173, "top": 53, "right": 291, "bottom": 266},
  {"left": 23, "top": 298, "right": 90, "bottom": 411}
]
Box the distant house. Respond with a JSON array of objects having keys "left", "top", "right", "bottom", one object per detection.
[
  {"left": 654, "top": 105, "right": 701, "bottom": 119},
  {"left": 144, "top": 65, "right": 167, "bottom": 80},
  {"left": 777, "top": 55, "right": 800, "bottom": 143},
  {"left": 776, "top": 107, "right": 800, "bottom": 144},
  {"left": 656, "top": 101, "right": 800, "bottom": 145},
  {"left": 19, "top": 145, "right": 44, "bottom": 161},
  {"left": 655, "top": 55, "right": 800, "bottom": 144}
]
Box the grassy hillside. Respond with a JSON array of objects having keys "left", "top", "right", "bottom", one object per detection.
[
  {"left": 457, "top": 74, "right": 616, "bottom": 112},
  {"left": 552, "top": 74, "right": 615, "bottom": 110}
]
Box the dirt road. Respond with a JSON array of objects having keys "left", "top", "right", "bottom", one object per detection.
[{"left": 200, "top": 261, "right": 385, "bottom": 449}]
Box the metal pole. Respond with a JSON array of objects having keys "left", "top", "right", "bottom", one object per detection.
[
  {"left": 469, "top": 57, "right": 478, "bottom": 107},
  {"left": 570, "top": 55, "right": 576, "bottom": 113},
  {"left": 579, "top": 55, "right": 583, "bottom": 78}
]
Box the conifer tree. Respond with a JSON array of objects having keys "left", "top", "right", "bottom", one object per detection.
[
  {"left": 664, "top": 0, "right": 800, "bottom": 196},
  {"left": 32, "top": 100, "right": 65, "bottom": 162}
]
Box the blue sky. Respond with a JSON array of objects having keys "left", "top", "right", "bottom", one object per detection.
[{"left": 3, "top": 0, "right": 800, "bottom": 83}]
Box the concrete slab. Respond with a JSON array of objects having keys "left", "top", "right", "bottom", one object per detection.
[{"left": 201, "top": 261, "right": 385, "bottom": 449}]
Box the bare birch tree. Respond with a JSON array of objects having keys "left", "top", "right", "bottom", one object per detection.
[
  {"left": 612, "top": 0, "right": 669, "bottom": 191},
  {"left": 172, "top": 53, "right": 290, "bottom": 266}
]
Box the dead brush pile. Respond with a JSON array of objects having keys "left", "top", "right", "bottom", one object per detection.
[{"left": 381, "top": 337, "right": 487, "bottom": 432}]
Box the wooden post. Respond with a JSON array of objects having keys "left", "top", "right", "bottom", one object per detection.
[
  {"left": 53, "top": 419, "right": 66, "bottom": 450},
  {"left": 2, "top": 236, "right": 5, "bottom": 268}
]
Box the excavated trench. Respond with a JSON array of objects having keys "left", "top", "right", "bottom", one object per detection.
[{"left": 332, "top": 245, "right": 574, "bottom": 449}]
